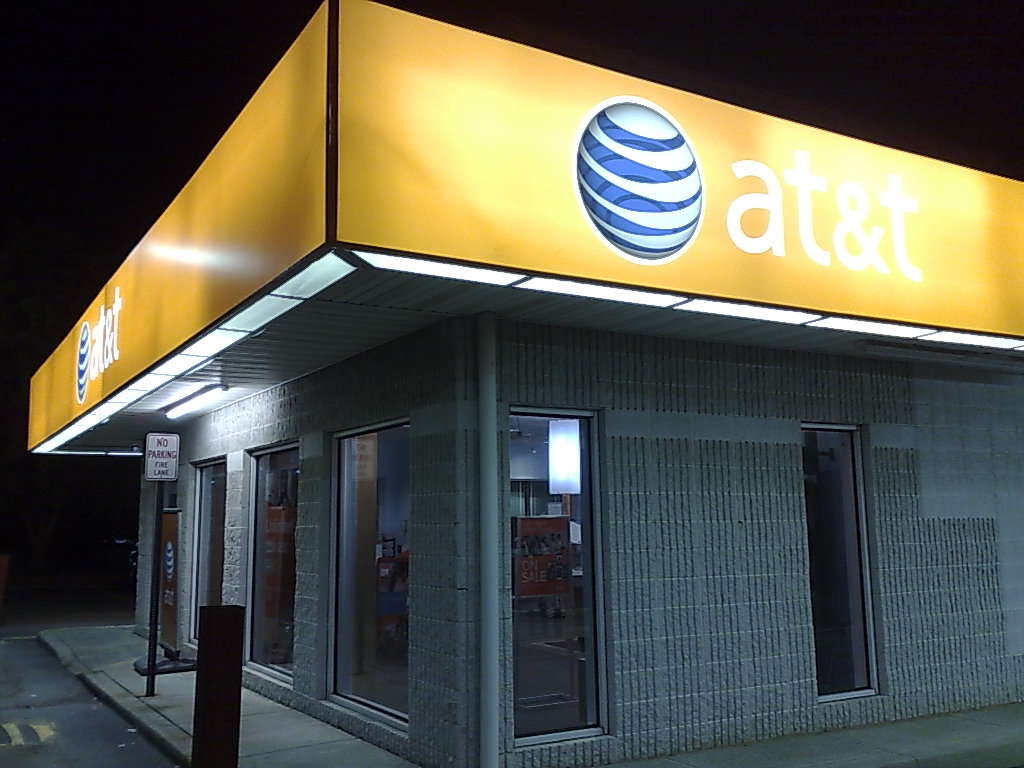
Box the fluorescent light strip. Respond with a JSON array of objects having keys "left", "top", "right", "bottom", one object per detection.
[
  {"left": 180, "top": 328, "right": 248, "bottom": 358},
  {"left": 90, "top": 401, "right": 127, "bottom": 419},
  {"left": 917, "top": 330, "right": 1023, "bottom": 349},
  {"left": 37, "top": 240, "right": 1024, "bottom": 455},
  {"left": 354, "top": 250, "right": 525, "bottom": 286},
  {"left": 34, "top": 379, "right": 215, "bottom": 453},
  {"left": 677, "top": 298, "right": 821, "bottom": 324},
  {"left": 107, "top": 388, "right": 149, "bottom": 406},
  {"left": 124, "top": 372, "right": 174, "bottom": 394},
  {"left": 517, "top": 276, "right": 687, "bottom": 307},
  {"left": 222, "top": 251, "right": 357, "bottom": 332},
  {"left": 152, "top": 353, "right": 207, "bottom": 376},
  {"left": 34, "top": 421, "right": 90, "bottom": 453},
  {"left": 166, "top": 386, "right": 227, "bottom": 420},
  {"left": 165, "top": 381, "right": 213, "bottom": 403},
  {"left": 33, "top": 403, "right": 120, "bottom": 452},
  {"left": 33, "top": 437, "right": 64, "bottom": 454},
  {"left": 272, "top": 252, "right": 356, "bottom": 298},
  {"left": 808, "top": 317, "right": 934, "bottom": 338},
  {"left": 221, "top": 295, "right": 301, "bottom": 332},
  {"left": 34, "top": 254, "right": 362, "bottom": 454},
  {"left": 75, "top": 412, "right": 106, "bottom": 430}
]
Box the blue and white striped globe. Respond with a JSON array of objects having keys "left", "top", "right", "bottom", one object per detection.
[
  {"left": 576, "top": 100, "right": 703, "bottom": 263},
  {"left": 76, "top": 321, "right": 91, "bottom": 403},
  {"left": 164, "top": 541, "right": 175, "bottom": 580}
]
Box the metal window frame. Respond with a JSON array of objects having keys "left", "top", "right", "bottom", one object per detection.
[
  {"left": 509, "top": 407, "right": 608, "bottom": 746},
  {"left": 245, "top": 442, "right": 301, "bottom": 683},
  {"left": 801, "top": 422, "right": 879, "bottom": 702},
  {"left": 188, "top": 458, "right": 228, "bottom": 642},
  {"left": 328, "top": 419, "right": 412, "bottom": 726}
]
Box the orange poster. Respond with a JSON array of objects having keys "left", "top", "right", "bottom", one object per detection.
[{"left": 513, "top": 516, "right": 570, "bottom": 597}]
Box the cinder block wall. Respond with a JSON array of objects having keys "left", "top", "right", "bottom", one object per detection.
[
  {"left": 141, "top": 318, "right": 479, "bottom": 768},
  {"left": 138, "top": 314, "right": 1024, "bottom": 768},
  {"left": 497, "top": 321, "right": 1023, "bottom": 768}
]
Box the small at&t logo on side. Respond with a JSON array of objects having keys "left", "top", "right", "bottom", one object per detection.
[
  {"left": 75, "top": 286, "right": 123, "bottom": 404},
  {"left": 575, "top": 97, "right": 705, "bottom": 265},
  {"left": 164, "top": 540, "right": 175, "bottom": 581}
]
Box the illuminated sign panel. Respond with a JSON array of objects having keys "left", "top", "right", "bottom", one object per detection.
[
  {"left": 27, "top": 4, "right": 329, "bottom": 450},
  {"left": 336, "top": 0, "right": 1023, "bottom": 335},
  {"left": 28, "top": 1, "right": 1024, "bottom": 451}
]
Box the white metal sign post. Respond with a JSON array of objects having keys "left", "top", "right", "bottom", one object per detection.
[{"left": 143, "top": 433, "right": 179, "bottom": 696}]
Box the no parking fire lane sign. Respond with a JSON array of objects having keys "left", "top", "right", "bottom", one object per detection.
[{"left": 145, "top": 432, "right": 179, "bottom": 481}]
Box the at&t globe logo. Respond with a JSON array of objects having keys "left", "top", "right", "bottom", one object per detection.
[
  {"left": 75, "top": 286, "right": 123, "bottom": 404},
  {"left": 76, "top": 322, "right": 91, "bottom": 404},
  {"left": 576, "top": 98, "right": 704, "bottom": 264},
  {"left": 164, "top": 540, "right": 175, "bottom": 581}
]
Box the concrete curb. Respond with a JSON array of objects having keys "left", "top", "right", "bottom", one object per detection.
[
  {"left": 38, "top": 628, "right": 192, "bottom": 767},
  {"left": 79, "top": 669, "right": 192, "bottom": 767},
  {"left": 38, "top": 627, "right": 90, "bottom": 676}
]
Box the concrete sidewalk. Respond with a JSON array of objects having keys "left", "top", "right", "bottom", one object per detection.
[
  {"left": 38, "top": 625, "right": 1024, "bottom": 768},
  {"left": 38, "top": 625, "right": 415, "bottom": 767}
]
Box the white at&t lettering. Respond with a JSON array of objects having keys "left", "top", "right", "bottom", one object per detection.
[
  {"left": 87, "top": 286, "right": 123, "bottom": 383},
  {"left": 726, "top": 150, "right": 922, "bottom": 282}
]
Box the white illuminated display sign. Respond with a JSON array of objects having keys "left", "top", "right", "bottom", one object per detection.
[{"left": 548, "top": 419, "right": 582, "bottom": 496}]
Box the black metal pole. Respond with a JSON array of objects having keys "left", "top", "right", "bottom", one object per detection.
[{"left": 145, "top": 481, "right": 164, "bottom": 697}]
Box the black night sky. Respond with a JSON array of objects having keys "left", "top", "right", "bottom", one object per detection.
[{"left": 1, "top": 0, "right": 1021, "bottom": 577}]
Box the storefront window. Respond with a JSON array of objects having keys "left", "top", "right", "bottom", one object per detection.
[
  {"left": 335, "top": 424, "right": 411, "bottom": 716},
  {"left": 192, "top": 461, "right": 226, "bottom": 639},
  {"left": 251, "top": 448, "right": 299, "bottom": 671},
  {"left": 510, "top": 414, "right": 599, "bottom": 737},
  {"left": 802, "top": 426, "right": 874, "bottom": 696}
]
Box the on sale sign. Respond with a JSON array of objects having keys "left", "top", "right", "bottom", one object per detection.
[
  {"left": 145, "top": 432, "right": 180, "bottom": 481},
  {"left": 513, "top": 516, "right": 570, "bottom": 598}
]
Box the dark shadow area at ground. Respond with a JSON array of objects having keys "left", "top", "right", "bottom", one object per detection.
[{"left": 0, "top": 563, "right": 135, "bottom": 639}]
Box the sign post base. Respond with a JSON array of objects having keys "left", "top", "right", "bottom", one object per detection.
[{"left": 133, "top": 653, "right": 197, "bottom": 676}]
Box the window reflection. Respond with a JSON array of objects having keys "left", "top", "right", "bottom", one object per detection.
[
  {"left": 193, "top": 461, "right": 226, "bottom": 639},
  {"left": 803, "top": 427, "right": 873, "bottom": 696},
  {"left": 252, "top": 448, "right": 299, "bottom": 671},
  {"left": 336, "top": 424, "right": 411, "bottom": 716},
  {"left": 510, "top": 414, "right": 598, "bottom": 737}
]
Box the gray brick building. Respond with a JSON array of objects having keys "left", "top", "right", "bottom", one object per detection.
[
  {"left": 126, "top": 315, "right": 1024, "bottom": 768},
  {"left": 29, "top": 2, "right": 1024, "bottom": 768}
]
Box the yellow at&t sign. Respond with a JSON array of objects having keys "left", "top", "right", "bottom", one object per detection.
[{"left": 336, "top": 0, "right": 1024, "bottom": 337}]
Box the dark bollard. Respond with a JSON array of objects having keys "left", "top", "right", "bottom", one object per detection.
[{"left": 191, "top": 605, "right": 245, "bottom": 768}]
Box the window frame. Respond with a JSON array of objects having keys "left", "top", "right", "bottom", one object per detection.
[
  {"left": 509, "top": 407, "right": 607, "bottom": 745},
  {"left": 801, "top": 422, "right": 879, "bottom": 701},
  {"left": 247, "top": 442, "right": 301, "bottom": 681},
  {"left": 329, "top": 420, "right": 412, "bottom": 724},
  {"left": 190, "top": 458, "right": 227, "bottom": 642}
]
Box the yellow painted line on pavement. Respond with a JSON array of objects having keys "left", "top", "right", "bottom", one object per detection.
[
  {"left": 31, "top": 723, "right": 56, "bottom": 742},
  {"left": 0, "top": 722, "right": 56, "bottom": 746},
  {"left": 2, "top": 722, "right": 24, "bottom": 746}
]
